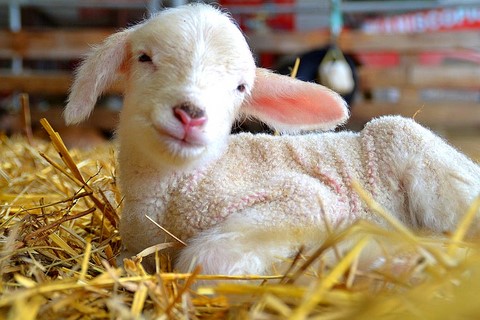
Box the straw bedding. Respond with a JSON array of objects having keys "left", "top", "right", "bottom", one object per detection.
[{"left": 1, "top": 119, "right": 480, "bottom": 319}]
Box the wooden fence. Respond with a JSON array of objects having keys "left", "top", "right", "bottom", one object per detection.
[{"left": 1, "top": 28, "right": 480, "bottom": 131}]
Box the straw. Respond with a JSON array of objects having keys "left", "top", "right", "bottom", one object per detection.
[{"left": 1, "top": 119, "right": 480, "bottom": 319}]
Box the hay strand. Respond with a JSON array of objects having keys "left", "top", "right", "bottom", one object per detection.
[
  {"left": 39, "top": 118, "right": 118, "bottom": 229},
  {"left": 20, "top": 93, "right": 34, "bottom": 146},
  {"left": 290, "top": 236, "right": 370, "bottom": 319},
  {"left": 448, "top": 195, "right": 480, "bottom": 255}
]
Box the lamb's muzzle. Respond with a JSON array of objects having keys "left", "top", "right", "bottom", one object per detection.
[
  {"left": 173, "top": 103, "right": 207, "bottom": 126},
  {"left": 63, "top": 3, "right": 480, "bottom": 276}
]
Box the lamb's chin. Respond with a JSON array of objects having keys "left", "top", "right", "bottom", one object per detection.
[
  {"left": 160, "top": 134, "right": 229, "bottom": 172},
  {"left": 164, "top": 137, "right": 207, "bottom": 160},
  {"left": 162, "top": 136, "right": 207, "bottom": 166}
]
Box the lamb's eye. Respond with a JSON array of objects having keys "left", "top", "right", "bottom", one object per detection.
[
  {"left": 138, "top": 53, "right": 152, "bottom": 62},
  {"left": 237, "top": 84, "right": 246, "bottom": 93}
]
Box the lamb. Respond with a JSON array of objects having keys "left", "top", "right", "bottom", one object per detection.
[{"left": 64, "top": 3, "right": 480, "bottom": 276}]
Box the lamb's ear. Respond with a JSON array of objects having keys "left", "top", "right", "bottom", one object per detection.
[
  {"left": 64, "top": 30, "right": 131, "bottom": 125},
  {"left": 242, "top": 68, "right": 349, "bottom": 132}
]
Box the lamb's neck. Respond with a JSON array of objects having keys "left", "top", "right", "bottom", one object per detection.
[
  {"left": 117, "top": 142, "right": 221, "bottom": 200},
  {"left": 118, "top": 164, "right": 162, "bottom": 202}
]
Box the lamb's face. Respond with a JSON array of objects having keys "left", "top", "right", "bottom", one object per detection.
[{"left": 120, "top": 5, "right": 256, "bottom": 168}]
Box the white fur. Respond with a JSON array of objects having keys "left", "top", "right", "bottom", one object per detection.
[{"left": 65, "top": 4, "right": 480, "bottom": 276}]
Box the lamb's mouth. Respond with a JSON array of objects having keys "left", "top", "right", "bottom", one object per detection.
[{"left": 153, "top": 125, "right": 207, "bottom": 148}]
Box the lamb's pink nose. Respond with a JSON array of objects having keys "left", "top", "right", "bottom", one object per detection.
[{"left": 173, "top": 103, "right": 207, "bottom": 127}]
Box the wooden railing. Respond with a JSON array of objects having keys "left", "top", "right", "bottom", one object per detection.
[
  {"left": 0, "top": 29, "right": 123, "bottom": 94},
  {"left": 1, "top": 29, "right": 480, "bottom": 130}
]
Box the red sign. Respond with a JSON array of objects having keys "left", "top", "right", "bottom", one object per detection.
[{"left": 362, "top": 7, "right": 480, "bottom": 34}]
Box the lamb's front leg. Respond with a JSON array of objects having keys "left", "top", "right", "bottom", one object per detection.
[
  {"left": 362, "top": 116, "right": 480, "bottom": 233},
  {"left": 174, "top": 211, "right": 329, "bottom": 276}
]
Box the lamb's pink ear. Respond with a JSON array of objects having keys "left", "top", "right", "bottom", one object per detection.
[
  {"left": 64, "top": 30, "right": 131, "bottom": 125},
  {"left": 242, "top": 68, "right": 349, "bottom": 132}
]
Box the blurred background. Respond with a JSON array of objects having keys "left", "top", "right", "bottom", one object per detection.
[{"left": 0, "top": 0, "right": 479, "bottom": 159}]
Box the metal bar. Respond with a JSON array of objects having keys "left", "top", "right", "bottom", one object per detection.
[
  {"left": 8, "top": 1, "right": 23, "bottom": 74},
  {"left": 212, "top": 0, "right": 480, "bottom": 14},
  {"left": 170, "top": 0, "right": 187, "bottom": 7},
  {"left": 216, "top": 0, "right": 480, "bottom": 15},
  {"left": 8, "top": 1, "right": 20, "bottom": 31},
  {"left": 342, "top": 0, "right": 480, "bottom": 13},
  {"left": 1, "top": 0, "right": 479, "bottom": 13},
  {"left": 147, "top": 0, "right": 162, "bottom": 15},
  {"left": 0, "top": 0, "right": 163, "bottom": 9},
  {"left": 227, "top": 3, "right": 329, "bottom": 15}
]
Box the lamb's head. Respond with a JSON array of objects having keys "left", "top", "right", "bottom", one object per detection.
[
  {"left": 64, "top": 3, "right": 349, "bottom": 170},
  {"left": 65, "top": 4, "right": 255, "bottom": 168},
  {"left": 121, "top": 5, "right": 257, "bottom": 167}
]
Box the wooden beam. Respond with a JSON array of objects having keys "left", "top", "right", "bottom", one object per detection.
[
  {"left": 411, "top": 65, "right": 480, "bottom": 89},
  {"left": 0, "top": 72, "right": 124, "bottom": 94},
  {"left": 358, "top": 66, "right": 407, "bottom": 89},
  {"left": 0, "top": 72, "right": 72, "bottom": 94},
  {"left": 340, "top": 31, "right": 480, "bottom": 53},
  {"left": 0, "top": 31, "right": 15, "bottom": 58},
  {"left": 350, "top": 102, "right": 480, "bottom": 128},
  {"left": 359, "top": 65, "right": 480, "bottom": 89},
  {"left": 0, "top": 29, "right": 114, "bottom": 59},
  {"left": 247, "top": 30, "right": 480, "bottom": 55},
  {"left": 247, "top": 30, "right": 330, "bottom": 56},
  {"left": 30, "top": 108, "right": 119, "bottom": 131},
  {"left": 2, "top": 29, "right": 479, "bottom": 58}
]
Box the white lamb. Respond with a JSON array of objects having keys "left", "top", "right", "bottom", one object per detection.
[{"left": 64, "top": 3, "right": 480, "bottom": 275}]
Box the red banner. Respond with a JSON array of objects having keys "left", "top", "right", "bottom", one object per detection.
[{"left": 362, "top": 7, "right": 480, "bottom": 34}]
